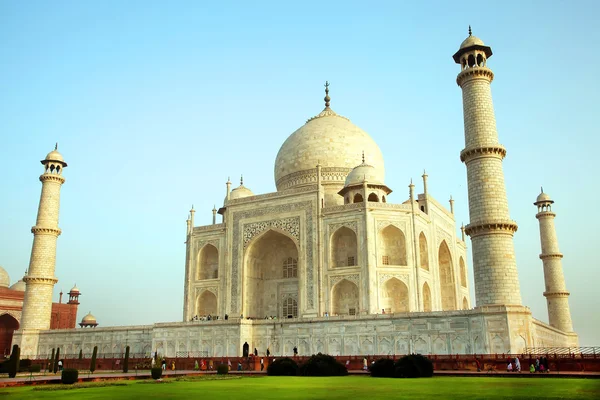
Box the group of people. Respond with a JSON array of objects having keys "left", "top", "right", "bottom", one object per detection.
[
  {"left": 530, "top": 357, "right": 550, "bottom": 373},
  {"left": 506, "top": 357, "right": 521, "bottom": 372},
  {"left": 190, "top": 314, "right": 229, "bottom": 322}
]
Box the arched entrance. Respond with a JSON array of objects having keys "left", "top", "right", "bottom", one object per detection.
[
  {"left": 196, "top": 291, "right": 217, "bottom": 316},
  {"left": 244, "top": 230, "right": 299, "bottom": 319},
  {"left": 331, "top": 279, "right": 359, "bottom": 316},
  {"left": 197, "top": 244, "right": 219, "bottom": 280},
  {"left": 439, "top": 241, "right": 457, "bottom": 310},
  {"left": 0, "top": 314, "right": 19, "bottom": 356},
  {"left": 381, "top": 278, "right": 409, "bottom": 313}
]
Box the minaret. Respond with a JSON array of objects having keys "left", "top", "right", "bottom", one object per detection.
[
  {"left": 534, "top": 189, "right": 573, "bottom": 332},
  {"left": 18, "top": 145, "right": 67, "bottom": 353},
  {"left": 454, "top": 28, "right": 522, "bottom": 306}
]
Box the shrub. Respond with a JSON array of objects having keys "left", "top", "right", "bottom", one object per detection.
[
  {"left": 298, "top": 353, "right": 347, "bottom": 377},
  {"left": 49, "top": 348, "right": 55, "bottom": 372},
  {"left": 267, "top": 357, "right": 298, "bottom": 376},
  {"left": 90, "top": 346, "right": 98, "bottom": 373},
  {"left": 394, "top": 354, "right": 434, "bottom": 378},
  {"left": 216, "top": 364, "right": 228, "bottom": 375},
  {"left": 151, "top": 367, "right": 163, "bottom": 380},
  {"left": 123, "top": 346, "right": 130, "bottom": 373},
  {"left": 78, "top": 350, "right": 83, "bottom": 360},
  {"left": 61, "top": 368, "right": 79, "bottom": 384},
  {"left": 370, "top": 358, "right": 395, "bottom": 378},
  {"left": 8, "top": 344, "right": 20, "bottom": 378},
  {"left": 18, "top": 358, "right": 32, "bottom": 373},
  {"left": 29, "top": 364, "right": 42, "bottom": 373}
]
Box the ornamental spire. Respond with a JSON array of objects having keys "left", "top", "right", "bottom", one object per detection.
[
  {"left": 468, "top": 25, "right": 472, "bottom": 36},
  {"left": 324, "top": 81, "right": 331, "bottom": 108}
]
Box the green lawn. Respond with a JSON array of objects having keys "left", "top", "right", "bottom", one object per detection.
[{"left": 2, "top": 376, "right": 599, "bottom": 399}]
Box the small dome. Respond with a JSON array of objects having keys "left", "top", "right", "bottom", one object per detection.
[
  {"left": 344, "top": 162, "right": 384, "bottom": 187},
  {"left": 70, "top": 284, "right": 80, "bottom": 293},
  {"left": 229, "top": 184, "right": 254, "bottom": 201},
  {"left": 82, "top": 312, "right": 97, "bottom": 324},
  {"left": 45, "top": 149, "right": 65, "bottom": 163},
  {"left": 536, "top": 191, "right": 553, "bottom": 203},
  {"left": 460, "top": 35, "right": 485, "bottom": 49},
  {"left": 10, "top": 279, "right": 25, "bottom": 292},
  {"left": 0, "top": 266, "right": 9, "bottom": 288}
]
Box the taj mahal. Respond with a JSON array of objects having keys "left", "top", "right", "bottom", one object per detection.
[{"left": 9, "top": 30, "right": 579, "bottom": 358}]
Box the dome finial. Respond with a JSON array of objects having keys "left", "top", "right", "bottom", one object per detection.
[
  {"left": 55, "top": 142, "right": 58, "bottom": 150},
  {"left": 468, "top": 25, "right": 472, "bottom": 36},
  {"left": 324, "top": 81, "right": 331, "bottom": 108},
  {"left": 362, "top": 151, "right": 365, "bottom": 164},
  {"left": 240, "top": 175, "right": 244, "bottom": 186},
  {"left": 541, "top": 186, "right": 544, "bottom": 193}
]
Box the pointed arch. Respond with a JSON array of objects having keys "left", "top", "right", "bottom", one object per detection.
[
  {"left": 353, "top": 193, "right": 363, "bottom": 203},
  {"left": 419, "top": 232, "right": 429, "bottom": 271},
  {"left": 462, "top": 296, "right": 469, "bottom": 310},
  {"left": 245, "top": 229, "right": 299, "bottom": 318},
  {"left": 438, "top": 240, "right": 457, "bottom": 311},
  {"left": 378, "top": 225, "right": 407, "bottom": 265},
  {"left": 459, "top": 256, "right": 467, "bottom": 288},
  {"left": 197, "top": 244, "right": 219, "bottom": 280},
  {"left": 196, "top": 290, "right": 217, "bottom": 316},
  {"left": 368, "top": 193, "right": 379, "bottom": 202},
  {"left": 330, "top": 227, "right": 357, "bottom": 267},
  {"left": 422, "top": 282, "right": 432, "bottom": 312},
  {"left": 0, "top": 313, "right": 19, "bottom": 357},
  {"left": 381, "top": 278, "right": 409, "bottom": 313},
  {"left": 331, "top": 279, "right": 359, "bottom": 316}
]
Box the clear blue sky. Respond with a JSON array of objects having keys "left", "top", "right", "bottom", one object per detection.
[{"left": 1, "top": 1, "right": 598, "bottom": 346}]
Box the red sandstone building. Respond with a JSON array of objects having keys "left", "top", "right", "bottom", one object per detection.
[{"left": 0, "top": 267, "right": 81, "bottom": 356}]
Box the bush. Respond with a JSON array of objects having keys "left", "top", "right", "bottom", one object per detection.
[
  {"left": 18, "top": 359, "right": 32, "bottom": 372},
  {"left": 267, "top": 357, "right": 298, "bottom": 376},
  {"left": 78, "top": 350, "right": 83, "bottom": 360},
  {"left": 151, "top": 367, "right": 163, "bottom": 380},
  {"left": 370, "top": 358, "right": 395, "bottom": 378},
  {"left": 61, "top": 368, "right": 79, "bottom": 384},
  {"left": 53, "top": 348, "right": 60, "bottom": 373},
  {"left": 29, "top": 364, "right": 42, "bottom": 373},
  {"left": 216, "top": 364, "right": 228, "bottom": 375},
  {"left": 90, "top": 346, "right": 98, "bottom": 373},
  {"left": 394, "top": 354, "right": 434, "bottom": 378},
  {"left": 123, "top": 346, "right": 130, "bottom": 373},
  {"left": 8, "top": 344, "right": 20, "bottom": 378},
  {"left": 49, "top": 348, "right": 55, "bottom": 372},
  {"left": 298, "top": 353, "right": 347, "bottom": 377}
]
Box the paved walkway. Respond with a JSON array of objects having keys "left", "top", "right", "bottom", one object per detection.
[{"left": 1, "top": 369, "right": 598, "bottom": 387}]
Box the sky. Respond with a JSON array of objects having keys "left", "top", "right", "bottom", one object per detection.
[{"left": 0, "top": 1, "right": 598, "bottom": 347}]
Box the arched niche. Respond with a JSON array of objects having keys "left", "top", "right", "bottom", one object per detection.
[
  {"left": 378, "top": 225, "right": 407, "bottom": 265},
  {"left": 0, "top": 314, "right": 19, "bottom": 356},
  {"left": 353, "top": 193, "right": 363, "bottom": 203},
  {"left": 462, "top": 296, "right": 469, "bottom": 310},
  {"left": 422, "top": 282, "right": 432, "bottom": 312},
  {"left": 197, "top": 244, "right": 219, "bottom": 280},
  {"left": 459, "top": 257, "right": 467, "bottom": 288},
  {"left": 196, "top": 290, "right": 217, "bottom": 317},
  {"left": 381, "top": 278, "right": 409, "bottom": 313},
  {"left": 367, "top": 193, "right": 379, "bottom": 202},
  {"left": 439, "top": 240, "right": 457, "bottom": 311},
  {"left": 282, "top": 297, "right": 298, "bottom": 318},
  {"left": 331, "top": 279, "right": 359, "bottom": 316},
  {"left": 419, "top": 232, "right": 429, "bottom": 271},
  {"left": 245, "top": 229, "right": 299, "bottom": 318},
  {"left": 330, "top": 227, "right": 357, "bottom": 267}
]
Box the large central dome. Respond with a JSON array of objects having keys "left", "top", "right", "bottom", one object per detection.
[{"left": 274, "top": 87, "right": 384, "bottom": 192}]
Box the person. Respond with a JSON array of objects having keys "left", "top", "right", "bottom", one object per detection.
[
  {"left": 260, "top": 358, "right": 264, "bottom": 371},
  {"left": 529, "top": 363, "right": 535, "bottom": 373},
  {"left": 225, "top": 314, "right": 228, "bottom": 320},
  {"left": 514, "top": 357, "right": 521, "bottom": 372},
  {"left": 539, "top": 363, "right": 545, "bottom": 373},
  {"left": 171, "top": 361, "right": 175, "bottom": 370},
  {"left": 474, "top": 358, "right": 481, "bottom": 372},
  {"left": 151, "top": 357, "right": 156, "bottom": 368},
  {"left": 254, "top": 348, "right": 258, "bottom": 357},
  {"left": 293, "top": 346, "right": 298, "bottom": 356},
  {"left": 382, "top": 309, "right": 386, "bottom": 314},
  {"left": 237, "top": 362, "right": 242, "bottom": 371},
  {"left": 345, "top": 360, "right": 350, "bottom": 369},
  {"left": 194, "top": 360, "right": 199, "bottom": 370},
  {"left": 507, "top": 362, "right": 513, "bottom": 372},
  {"left": 161, "top": 359, "right": 166, "bottom": 371},
  {"left": 201, "top": 359, "right": 206, "bottom": 371},
  {"left": 266, "top": 348, "right": 270, "bottom": 357},
  {"left": 363, "top": 357, "right": 368, "bottom": 371},
  {"left": 228, "top": 359, "right": 232, "bottom": 371},
  {"left": 535, "top": 358, "right": 540, "bottom": 372},
  {"left": 58, "top": 359, "right": 63, "bottom": 372},
  {"left": 209, "top": 360, "right": 213, "bottom": 370}
]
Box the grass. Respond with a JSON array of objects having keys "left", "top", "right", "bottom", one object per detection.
[{"left": 1, "top": 376, "right": 599, "bottom": 399}]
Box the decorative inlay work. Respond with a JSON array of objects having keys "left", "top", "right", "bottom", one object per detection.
[
  {"left": 243, "top": 217, "right": 300, "bottom": 249},
  {"left": 195, "top": 286, "right": 218, "bottom": 297},
  {"left": 378, "top": 273, "right": 410, "bottom": 285},
  {"left": 456, "top": 67, "right": 494, "bottom": 87},
  {"left": 324, "top": 203, "right": 412, "bottom": 214},
  {"left": 277, "top": 167, "right": 351, "bottom": 191},
  {"left": 436, "top": 226, "right": 453, "bottom": 245},
  {"left": 23, "top": 276, "right": 58, "bottom": 284},
  {"left": 328, "top": 221, "right": 358, "bottom": 235},
  {"left": 376, "top": 220, "right": 407, "bottom": 233},
  {"left": 39, "top": 175, "right": 65, "bottom": 184},
  {"left": 196, "top": 239, "right": 220, "bottom": 253},
  {"left": 464, "top": 220, "right": 518, "bottom": 238},
  {"left": 543, "top": 291, "right": 570, "bottom": 298},
  {"left": 329, "top": 274, "right": 359, "bottom": 288},
  {"left": 460, "top": 145, "right": 506, "bottom": 163},
  {"left": 31, "top": 227, "right": 61, "bottom": 236},
  {"left": 231, "top": 201, "right": 314, "bottom": 313},
  {"left": 194, "top": 224, "right": 225, "bottom": 232}
]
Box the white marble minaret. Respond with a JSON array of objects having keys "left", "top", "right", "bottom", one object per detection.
[{"left": 534, "top": 189, "right": 573, "bottom": 332}]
